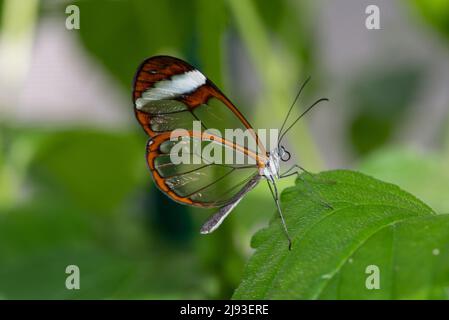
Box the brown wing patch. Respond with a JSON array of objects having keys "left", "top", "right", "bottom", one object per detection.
[{"left": 132, "top": 55, "right": 194, "bottom": 102}]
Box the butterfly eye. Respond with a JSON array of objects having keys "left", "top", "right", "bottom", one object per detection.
[{"left": 280, "top": 146, "right": 291, "bottom": 162}]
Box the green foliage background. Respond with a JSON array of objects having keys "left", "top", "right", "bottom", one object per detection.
[{"left": 0, "top": 0, "right": 449, "bottom": 299}]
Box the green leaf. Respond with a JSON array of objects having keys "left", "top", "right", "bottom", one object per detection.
[
  {"left": 359, "top": 148, "right": 449, "bottom": 214},
  {"left": 233, "top": 170, "right": 449, "bottom": 299}
]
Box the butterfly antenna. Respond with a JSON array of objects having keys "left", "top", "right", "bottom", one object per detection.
[
  {"left": 278, "top": 97, "right": 329, "bottom": 145},
  {"left": 267, "top": 179, "right": 292, "bottom": 250},
  {"left": 279, "top": 76, "right": 311, "bottom": 141}
]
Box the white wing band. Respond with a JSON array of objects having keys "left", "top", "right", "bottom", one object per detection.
[{"left": 135, "top": 70, "right": 206, "bottom": 109}]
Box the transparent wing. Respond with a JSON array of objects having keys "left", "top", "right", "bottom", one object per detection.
[{"left": 147, "top": 132, "right": 260, "bottom": 208}]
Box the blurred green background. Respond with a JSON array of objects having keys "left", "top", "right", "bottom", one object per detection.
[{"left": 0, "top": 0, "right": 449, "bottom": 299}]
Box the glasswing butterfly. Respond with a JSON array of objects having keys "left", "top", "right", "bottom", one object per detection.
[{"left": 132, "top": 55, "right": 328, "bottom": 249}]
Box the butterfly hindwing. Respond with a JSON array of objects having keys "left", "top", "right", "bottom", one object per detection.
[{"left": 147, "top": 131, "right": 259, "bottom": 207}]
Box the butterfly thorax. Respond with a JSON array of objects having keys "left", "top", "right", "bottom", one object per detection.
[{"left": 262, "top": 149, "right": 281, "bottom": 180}]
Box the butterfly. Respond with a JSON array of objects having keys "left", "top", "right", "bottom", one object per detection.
[{"left": 132, "top": 55, "right": 328, "bottom": 249}]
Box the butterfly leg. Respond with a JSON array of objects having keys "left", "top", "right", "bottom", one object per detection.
[
  {"left": 280, "top": 165, "right": 333, "bottom": 210},
  {"left": 266, "top": 179, "right": 292, "bottom": 250},
  {"left": 281, "top": 164, "right": 329, "bottom": 180},
  {"left": 279, "top": 164, "right": 302, "bottom": 178}
]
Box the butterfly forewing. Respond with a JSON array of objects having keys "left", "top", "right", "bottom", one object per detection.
[{"left": 133, "top": 56, "right": 266, "bottom": 208}]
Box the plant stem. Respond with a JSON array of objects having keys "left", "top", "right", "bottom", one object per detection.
[
  {"left": 226, "top": 0, "right": 323, "bottom": 171},
  {"left": 0, "top": 0, "right": 39, "bottom": 210}
]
